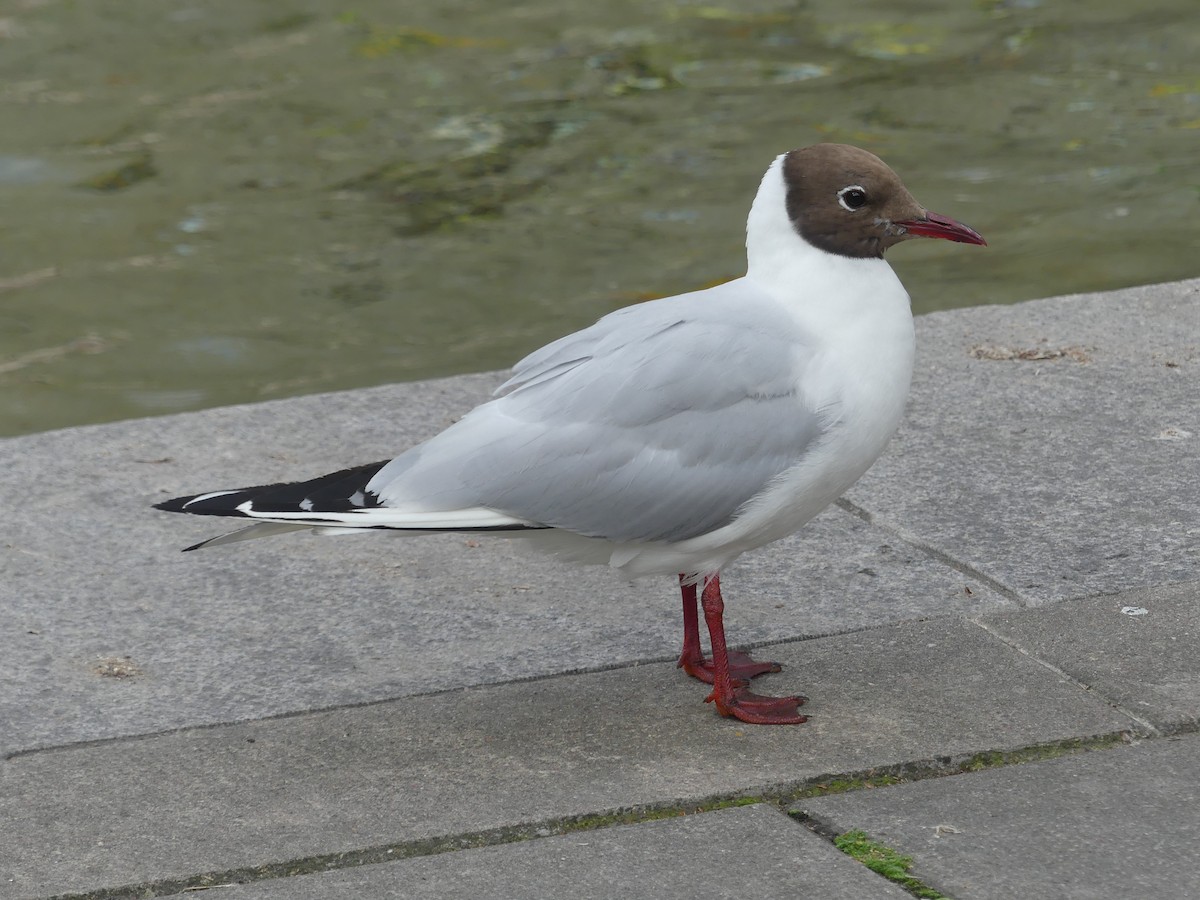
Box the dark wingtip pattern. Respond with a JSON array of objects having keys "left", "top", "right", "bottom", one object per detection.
[
  {"left": 154, "top": 490, "right": 255, "bottom": 517},
  {"left": 153, "top": 459, "right": 393, "bottom": 519},
  {"left": 154, "top": 495, "right": 200, "bottom": 513}
]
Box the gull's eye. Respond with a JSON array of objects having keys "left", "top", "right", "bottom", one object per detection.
[{"left": 838, "top": 185, "right": 868, "bottom": 211}]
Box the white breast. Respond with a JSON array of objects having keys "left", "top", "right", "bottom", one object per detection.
[{"left": 714, "top": 257, "right": 915, "bottom": 549}]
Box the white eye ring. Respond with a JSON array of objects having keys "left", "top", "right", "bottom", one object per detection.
[{"left": 838, "top": 185, "right": 868, "bottom": 211}]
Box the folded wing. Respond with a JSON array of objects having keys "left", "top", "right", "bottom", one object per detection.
[{"left": 368, "top": 281, "right": 832, "bottom": 544}]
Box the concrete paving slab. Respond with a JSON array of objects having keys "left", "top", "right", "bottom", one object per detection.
[
  {"left": 980, "top": 582, "right": 1200, "bottom": 733},
  {"left": 795, "top": 733, "right": 1200, "bottom": 900},
  {"left": 0, "top": 619, "right": 1132, "bottom": 898},
  {"left": 849, "top": 277, "right": 1200, "bottom": 605},
  {"left": 215, "top": 804, "right": 910, "bottom": 900},
  {"left": 1, "top": 375, "right": 1006, "bottom": 756}
]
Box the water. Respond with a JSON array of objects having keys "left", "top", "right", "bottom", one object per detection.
[{"left": 1, "top": 0, "right": 1196, "bottom": 436}]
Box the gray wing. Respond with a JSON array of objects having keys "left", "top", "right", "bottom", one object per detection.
[{"left": 369, "top": 281, "right": 833, "bottom": 543}]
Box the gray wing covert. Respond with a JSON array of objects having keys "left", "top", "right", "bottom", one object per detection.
[{"left": 373, "top": 286, "right": 830, "bottom": 543}]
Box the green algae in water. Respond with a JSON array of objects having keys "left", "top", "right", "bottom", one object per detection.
[{"left": 78, "top": 153, "right": 157, "bottom": 192}]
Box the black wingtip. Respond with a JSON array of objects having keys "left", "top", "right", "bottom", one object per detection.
[
  {"left": 152, "top": 459, "right": 393, "bottom": 520},
  {"left": 155, "top": 496, "right": 197, "bottom": 513}
]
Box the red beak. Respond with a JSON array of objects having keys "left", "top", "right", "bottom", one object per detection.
[{"left": 896, "top": 211, "right": 986, "bottom": 246}]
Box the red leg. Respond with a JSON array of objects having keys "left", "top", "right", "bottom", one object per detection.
[
  {"left": 700, "top": 573, "right": 808, "bottom": 725},
  {"left": 676, "top": 574, "right": 783, "bottom": 685}
]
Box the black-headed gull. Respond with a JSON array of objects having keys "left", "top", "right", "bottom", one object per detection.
[{"left": 157, "top": 144, "right": 985, "bottom": 725}]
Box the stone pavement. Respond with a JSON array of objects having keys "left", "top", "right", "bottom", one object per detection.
[{"left": 1, "top": 278, "right": 1197, "bottom": 899}]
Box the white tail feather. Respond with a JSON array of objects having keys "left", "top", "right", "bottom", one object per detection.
[
  {"left": 186, "top": 507, "right": 543, "bottom": 551},
  {"left": 233, "top": 506, "right": 538, "bottom": 530}
]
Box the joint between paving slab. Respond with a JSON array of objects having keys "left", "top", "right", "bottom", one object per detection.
[
  {"left": 5, "top": 621, "right": 915, "bottom": 763},
  {"left": 3, "top": 611, "right": 1122, "bottom": 763},
  {"left": 790, "top": 817, "right": 954, "bottom": 900},
  {"left": 42, "top": 796, "right": 771, "bottom": 900},
  {"left": 785, "top": 730, "right": 1174, "bottom": 900},
  {"left": 834, "top": 498, "right": 1026, "bottom": 606},
  {"left": 774, "top": 807, "right": 956, "bottom": 899},
  {"left": 42, "top": 731, "right": 1140, "bottom": 900},
  {"left": 967, "top": 617, "right": 1164, "bottom": 736}
]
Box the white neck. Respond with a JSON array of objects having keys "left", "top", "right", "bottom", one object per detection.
[{"left": 744, "top": 154, "right": 898, "bottom": 304}]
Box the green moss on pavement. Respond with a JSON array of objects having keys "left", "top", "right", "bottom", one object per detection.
[{"left": 834, "top": 829, "right": 952, "bottom": 899}]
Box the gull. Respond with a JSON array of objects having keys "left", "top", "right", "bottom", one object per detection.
[{"left": 156, "top": 143, "right": 985, "bottom": 724}]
